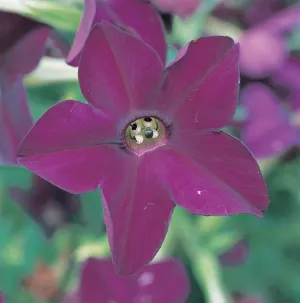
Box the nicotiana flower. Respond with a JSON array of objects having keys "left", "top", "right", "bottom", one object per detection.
[
  {"left": 65, "top": 257, "right": 189, "bottom": 303},
  {"left": 0, "top": 11, "right": 50, "bottom": 165},
  {"left": 11, "top": 175, "right": 81, "bottom": 237},
  {"left": 18, "top": 22, "right": 269, "bottom": 275},
  {"left": 151, "top": 0, "right": 200, "bottom": 19},
  {"left": 239, "top": 4, "right": 300, "bottom": 78},
  {"left": 67, "top": 0, "right": 166, "bottom": 66},
  {"left": 241, "top": 83, "right": 299, "bottom": 159}
]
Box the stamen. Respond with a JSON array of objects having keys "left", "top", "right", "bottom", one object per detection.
[
  {"left": 125, "top": 116, "right": 168, "bottom": 155},
  {"left": 143, "top": 117, "right": 153, "bottom": 128},
  {"left": 135, "top": 135, "right": 144, "bottom": 144},
  {"left": 152, "top": 129, "right": 158, "bottom": 138}
]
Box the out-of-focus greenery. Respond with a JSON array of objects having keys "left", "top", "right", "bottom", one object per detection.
[{"left": 1, "top": 0, "right": 300, "bottom": 302}]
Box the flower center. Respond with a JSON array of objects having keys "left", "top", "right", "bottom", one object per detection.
[{"left": 125, "top": 116, "right": 167, "bottom": 155}]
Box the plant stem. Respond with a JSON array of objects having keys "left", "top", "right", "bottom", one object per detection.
[{"left": 174, "top": 209, "right": 231, "bottom": 303}]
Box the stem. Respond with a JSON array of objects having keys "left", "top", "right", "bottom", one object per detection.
[
  {"left": 174, "top": 209, "right": 231, "bottom": 303},
  {"left": 195, "top": 250, "right": 231, "bottom": 303}
]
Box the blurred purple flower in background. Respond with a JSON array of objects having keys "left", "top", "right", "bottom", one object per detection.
[
  {"left": 0, "top": 294, "right": 4, "bottom": 303},
  {"left": 239, "top": 4, "right": 300, "bottom": 78},
  {"left": 11, "top": 175, "right": 81, "bottom": 237},
  {"left": 219, "top": 240, "right": 249, "bottom": 267},
  {"left": 18, "top": 22, "right": 269, "bottom": 275},
  {"left": 234, "top": 294, "right": 264, "bottom": 303},
  {"left": 241, "top": 83, "right": 300, "bottom": 159},
  {"left": 272, "top": 56, "right": 300, "bottom": 92},
  {"left": 151, "top": 0, "right": 200, "bottom": 19},
  {"left": 65, "top": 257, "right": 189, "bottom": 303},
  {"left": 0, "top": 13, "right": 81, "bottom": 236},
  {"left": 0, "top": 12, "right": 50, "bottom": 165},
  {"left": 67, "top": 0, "right": 166, "bottom": 66}
]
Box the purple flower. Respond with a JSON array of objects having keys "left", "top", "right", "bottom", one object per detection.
[
  {"left": 272, "top": 56, "right": 300, "bottom": 92},
  {"left": 219, "top": 240, "right": 249, "bottom": 267},
  {"left": 239, "top": 5, "right": 300, "bottom": 78},
  {"left": 0, "top": 12, "right": 50, "bottom": 165},
  {"left": 18, "top": 22, "right": 269, "bottom": 275},
  {"left": 234, "top": 294, "right": 264, "bottom": 303},
  {"left": 151, "top": 0, "right": 200, "bottom": 19},
  {"left": 0, "top": 294, "right": 4, "bottom": 303},
  {"left": 11, "top": 175, "right": 81, "bottom": 237},
  {"left": 67, "top": 0, "right": 166, "bottom": 67},
  {"left": 65, "top": 257, "right": 189, "bottom": 303},
  {"left": 241, "top": 83, "right": 297, "bottom": 159}
]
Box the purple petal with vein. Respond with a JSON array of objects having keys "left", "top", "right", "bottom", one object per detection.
[
  {"left": 78, "top": 22, "right": 164, "bottom": 117},
  {"left": 156, "top": 36, "right": 238, "bottom": 132},
  {"left": 157, "top": 132, "right": 268, "bottom": 216},
  {"left": 102, "top": 154, "right": 174, "bottom": 275},
  {"left": 67, "top": 0, "right": 166, "bottom": 66},
  {"left": 18, "top": 100, "right": 131, "bottom": 194}
]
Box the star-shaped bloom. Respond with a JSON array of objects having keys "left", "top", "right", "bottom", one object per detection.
[
  {"left": 65, "top": 257, "right": 189, "bottom": 303},
  {"left": 241, "top": 83, "right": 299, "bottom": 159},
  {"left": 18, "top": 22, "right": 269, "bottom": 275},
  {"left": 67, "top": 0, "right": 166, "bottom": 66},
  {"left": 0, "top": 12, "right": 50, "bottom": 165},
  {"left": 151, "top": 0, "right": 200, "bottom": 19}
]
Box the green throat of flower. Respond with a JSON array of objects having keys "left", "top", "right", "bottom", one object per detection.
[{"left": 125, "top": 116, "right": 167, "bottom": 155}]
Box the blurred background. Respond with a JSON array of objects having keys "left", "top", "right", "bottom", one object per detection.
[{"left": 1, "top": 0, "right": 300, "bottom": 302}]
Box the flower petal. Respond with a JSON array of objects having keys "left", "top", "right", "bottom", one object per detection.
[
  {"left": 79, "top": 258, "right": 189, "bottom": 303},
  {"left": 78, "top": 22, "right": 164, "bottom": 118},
  {"left": 263, "top": 5, "right": 300, "bottom": 34},
  {"left": 79, "top": 258, "right": 128, "bottom": 302},
  {"left": 0, "top": 293, "right": 5, "bottom": 303},
  {"left": 102, "top": 155, "right": 175, "bottom": 276},
  {"left": 67, "top": 0, "right": 166, "bottom": 66},
  {"left": 66, "top": 0, "right": 96, "bottom": 66},
  {"left": 0, "top": 80, "right": 33, "bottom": 165},
  {"left": 0, "top": 12, "right": 38, "bottom": 55},
  {"left": 239, "top": 29, "right": 286, "bottom": 78},
  {"left": 272, "top": 56, "right": 300, "bottom": 91},
  {"left": 17, "top": 100, "right": 129, "bottom": 194},
  {"left": 2, "top": 27, "right": 51, "bottom": 83},
  {"left": 107, "top": 0, "right": 167, "bottom": 65},
  {"left": 132, "top": 258, "right": 190, "bottom": 302},
  {"left": 156, "top": 36, "right": 239, "bottom": 132},
  {"left": 241, "top": 84, "right": 296, "bottom": 158},
  {"left": 159, "top": 132, "right": 269, "bottom": 216}
]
